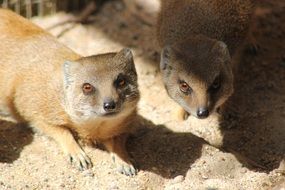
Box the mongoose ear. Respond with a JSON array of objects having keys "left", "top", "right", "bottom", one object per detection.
[
  {"left": 160, "top": 46, "right": 172, "bottom": 70},
  {"left": 212, "top": 41, "right": 231, "bottom": 59},
  {"left": 117, "top": 48, "right": 134, "bottom": 62},
  {"left": 116, "top": 48, "right": 136, "bottom": 73},
  {"left": 63, "top": 60, "right": 78, "bottom": 89}
]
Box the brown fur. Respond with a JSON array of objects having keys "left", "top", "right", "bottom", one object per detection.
[
  {"left": 0, "top": 9, "right": 139, "bottom": 176},
  {"left": 157, "top": 0, "right": 254, "bottom": 119}
]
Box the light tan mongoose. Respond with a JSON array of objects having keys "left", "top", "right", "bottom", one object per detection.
[{"left": 0, "top": 9, "right": 139, "bottom": 176}]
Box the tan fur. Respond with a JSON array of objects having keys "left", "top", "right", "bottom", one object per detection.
[
  {"left": 0, "top": 9, "right": 139, "bottom": 176},
  {"left": 175, "top": 107, "right": 190, "bottom": 121},
  {"left": 157, "top": 0, "right": 254, "bottom": 119}
]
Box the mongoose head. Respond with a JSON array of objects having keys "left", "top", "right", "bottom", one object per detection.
[
  {"left": 160, "top": 35, "right": 234, "bottom": 119},
  {"left": 63, "top": 48, "right": 139, "bottom": 122}
]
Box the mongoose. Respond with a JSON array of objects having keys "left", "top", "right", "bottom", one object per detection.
[
  {"left": 157, "top": 0, "right": 253, "bottom": 119},
  {"left": 0, "top": 9, "right": 139, "bottom": 176}
]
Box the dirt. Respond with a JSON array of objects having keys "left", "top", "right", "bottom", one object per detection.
[{"left": 0, "top": 0, "right": 284, "bottom": 189}]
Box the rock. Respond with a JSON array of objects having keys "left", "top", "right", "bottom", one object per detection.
[{"left": 172, "top": 175, "right": 185, "bottom": 184}]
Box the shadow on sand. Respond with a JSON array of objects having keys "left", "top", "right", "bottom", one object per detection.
[
  {"left": 127, "top": 115, "right": 207, "bottom": 179},
  {"left": 220, "top": 1, "right": 285, "bottom": 172},
  {"left": 0, "top": 121, "right": 34, "bottom": 163}
]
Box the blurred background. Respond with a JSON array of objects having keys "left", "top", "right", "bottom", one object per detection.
[{"left": 1, "top": 0, "right": 91, "bottom": 18}]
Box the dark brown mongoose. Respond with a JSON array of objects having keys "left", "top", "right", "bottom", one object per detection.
[{"left": 157, "top": 0, "right": 254, "bottom": 119}]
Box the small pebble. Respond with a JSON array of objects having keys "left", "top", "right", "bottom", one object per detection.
[
  {"left": 173, "top": 175, "right": 185, "bottom": 184},
  {"left": 241, "top": 168, "right": 247, "bottom": 174},
  {"left": 151, "top": 167, "right": 158, "bottom": 171},
  {"left": 109, "top": 181, "right": 119, "bottom": 190},
  {"left": 82, "top": 170, "right": 94, "bottom": 177},
  {"left": 202, "top": 174, "right": 209, "bottom": 179},
  {"left": 228, "top": 174, "right": 234, "bottom": 179}
]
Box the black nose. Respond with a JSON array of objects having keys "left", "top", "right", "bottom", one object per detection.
[
  {"left": 197, "top": 108, "right": 209, "bottom": 119},
  {"left": 103, "top": 101, "right": 116, "bottom": 112}
]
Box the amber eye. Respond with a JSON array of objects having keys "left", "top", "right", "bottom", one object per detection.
[
  {"left": 179, "top": 81, "right": 191, "bottom": 93},
  {"left": 115, "top": 75, "right": 127, "bottom": 88},
  {"left": 211, "top": 77, "right": 221, "bottom": 90},
  {"left": 82, "top": 83, "right": 94, "bottom": 94},
  {"left": 118, "top": 78, "right": 126, "bottom": 87}
]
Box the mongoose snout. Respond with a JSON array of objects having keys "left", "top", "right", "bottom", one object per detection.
[
  {"left": 103, "top": 99, "right": 117, "bottom": 112},
  {"left": 196, "top": 107, "right": 209, "bottom": 119}
]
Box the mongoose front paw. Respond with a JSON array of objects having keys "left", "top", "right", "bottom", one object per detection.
[
  {"left": 112, "top": 155, "right": 137, "bottom": 176},
  {"left": 68, "top": 149, "right": 93, "bottom": 171},
  {"left": 182, "top": 111, "right": 190, "bottom": 120}
]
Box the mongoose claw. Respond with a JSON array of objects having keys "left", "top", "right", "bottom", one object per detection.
[
  {"left": 68, "top": 151, "right": 93, "bottom": 171},
  {"left": 116, "top": 162, "right": 137, "bottom": 176},
  {"left": 112, "top": 154, "right": 137, "bottom": 176}
]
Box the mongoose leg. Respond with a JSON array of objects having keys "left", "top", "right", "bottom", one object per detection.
[
  {"left": 102, "top": 134, "right": 137, "bottom": 176},
  {"left": 31, "top": 121, "right": 92, "bottom": 170},
  {"left": 246, "top": 30, "right": 259, "bottom": 55}
]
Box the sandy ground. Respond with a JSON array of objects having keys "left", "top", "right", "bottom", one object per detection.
[{"left": 0, "top": 0, "right": 284, "bottom": 189}]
